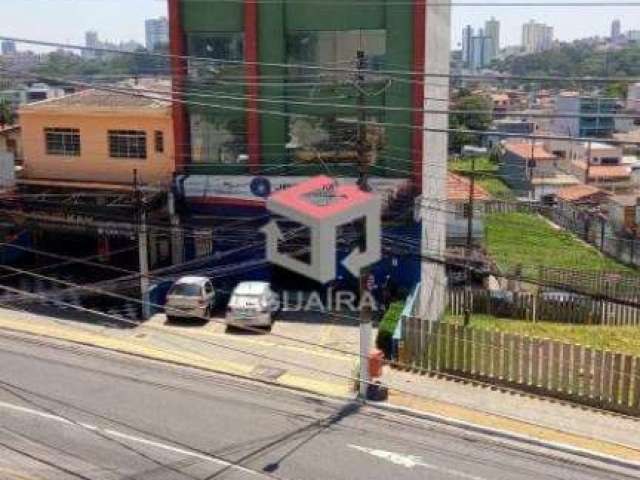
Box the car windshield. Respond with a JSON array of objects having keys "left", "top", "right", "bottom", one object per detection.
[{"left": 169, "top": 283, "right": 202, "bottom": 296}]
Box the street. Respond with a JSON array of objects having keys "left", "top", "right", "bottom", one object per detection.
[{"left": 0, "top": 330, "right": 635, "bottom": 480}]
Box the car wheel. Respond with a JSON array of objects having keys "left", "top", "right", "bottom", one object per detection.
[{"left": 204, "top": 306, "right": 211, "bottom": 319}]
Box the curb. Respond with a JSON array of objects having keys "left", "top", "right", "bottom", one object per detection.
[
  {"left": 0, "top": 324, "right": 353, "bottom": 402},
  {"left": 370, "top": 400, "right": 640, "bottom": 474},
  {"left": 2, "top": 324, "right": 639, "bottom": 474}
]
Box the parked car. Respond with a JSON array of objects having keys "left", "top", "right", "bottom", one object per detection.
[
  {"left": 165, "top": 276, "right": 216, "bottom": 321},
  {"left": 226, "top": 281, "right": 275, "bottom": 330}
]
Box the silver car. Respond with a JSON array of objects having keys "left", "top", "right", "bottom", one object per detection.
[
  {"left": 165, "top": 276, "right": 216, "bottom": 321},
  {"left": 226, "top": 281, "right": 274, "bottom": 330}
]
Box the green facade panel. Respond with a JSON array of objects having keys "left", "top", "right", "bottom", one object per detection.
[
  {"left": 285, "top": 5, "right": 385, "bottom": 31},
  {"left": 181, "top": 0, "right": 243, "bottom": 32},
  {"left": 181, "top": 0, "right": 417, "bottom": 179}
]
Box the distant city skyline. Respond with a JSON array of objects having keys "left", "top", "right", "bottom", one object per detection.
[{"left": 0, "top": 0, "right": 638, "bottom": 52}]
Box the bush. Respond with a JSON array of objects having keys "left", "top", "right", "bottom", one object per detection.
[{"left": 376, "top": 301, "right": 404, "bottom": 357}]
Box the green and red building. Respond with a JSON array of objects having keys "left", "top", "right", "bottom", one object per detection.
[{"left": 169, "top": 0, "right": 431, "bottom": 202}]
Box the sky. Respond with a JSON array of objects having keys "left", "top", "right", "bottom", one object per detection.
[{"left": 1, "top": 0, "right": 639, "bottom": 51}]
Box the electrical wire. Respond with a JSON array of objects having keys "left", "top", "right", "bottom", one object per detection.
[
  {"left": 5, "top": 68, "right": 640, "bottom": 148},
  {"left": 4, "top": 35, "right": 640, "bottom": 84}
]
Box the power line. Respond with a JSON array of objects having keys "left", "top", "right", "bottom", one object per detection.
[
  {"left": 2, "top": 259, "right": 640, "bottom": 420},
  {"left": 4, "top": 35, "right": 640, "bottom": 84},
  {"left": 5, "top": 67, "right": 640, "bottom": 148}
]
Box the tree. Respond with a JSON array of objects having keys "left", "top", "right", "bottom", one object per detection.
[
  {"left": 449, "top": 94, "right": 493, "bottom": 152},
  {"left": 0, "top": 99, "right": 13, "bottom": 127}
]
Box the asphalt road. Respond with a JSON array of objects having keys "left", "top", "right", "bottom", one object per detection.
[{"left": 0, "top": 331, "right": 636, "bottom": 480}]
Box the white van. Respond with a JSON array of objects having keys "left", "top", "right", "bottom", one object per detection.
[{"left": 226, "top": 281, "right": 274, "bottom": 329}]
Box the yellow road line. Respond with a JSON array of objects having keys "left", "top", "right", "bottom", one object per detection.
[
  {"left": 0, "top": 313, "right": 348, "bottom": 399},
  {"left": 0, "top": 467, "right": 40, "bottom": 480},
  {"left": 159, "top": 326, "right": 356, "bottom": 363}
]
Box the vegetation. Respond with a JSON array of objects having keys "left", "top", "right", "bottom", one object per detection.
[
  {"left": 33, "top": 50, "right": 169, "bottom": 79},
  {"left": 448, "top": 155, "right": 516, "bottom": 201},
  {"left": 493, "top": 43, "right": 640, "bottom": 91},
  {"left": 448, "top": 155, "right": 496, "bottom": 173},
  {"left": 449, "top": 93, "right": 493, "bottom": 152},
  {"left": 0, "top": 100, "right": 13, "bottom": 126},
  {"left": 446, "top": 314, "right": 640, "bottom": 356},
  {"left": 376, "top": 301, "right": 404, "bottom": 357},
  {"left": 485, "top": 212, "right": 633, "bottom": 275},
  {"left": 477, "top": 177, "right": 516, "bottom": 201}
]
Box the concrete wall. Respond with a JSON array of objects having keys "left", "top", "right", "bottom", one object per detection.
[
  {"left": 498, "top": 150, "right": 530, "bottom": 195},
  {"left": 20, "top": 110, "right": 174, "bottom": 186}
]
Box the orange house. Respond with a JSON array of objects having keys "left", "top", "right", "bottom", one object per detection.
[{"left": 19, "top": 89, "right": 174, "bottom": 187}]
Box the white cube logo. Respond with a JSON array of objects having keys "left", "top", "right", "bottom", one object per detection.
[{"left": 262, "top": 176, "right": 381, "bottom": 283}]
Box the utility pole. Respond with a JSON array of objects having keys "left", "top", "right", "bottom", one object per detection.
[
  {"left": 168, "top": 188, "right": 184, "bottom": 265},
  {"left": 585, "top": 139, "right": 592, "bottom": 185},
  {"left": 134, "top": 169, "right": 151, "bottom": 320},
  {"left": 419, "top": 4, "right": 449, "bottom": 324},
  {"left": 355, "top": 49, "right": 372, "bottom": 400},
  {"left": 464, "top": 155, "right": 476, "bottom": 326}
]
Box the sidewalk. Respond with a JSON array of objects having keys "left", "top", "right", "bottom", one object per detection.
[{"left": 0, "top": 305, "right": 639, "bottom": 464}]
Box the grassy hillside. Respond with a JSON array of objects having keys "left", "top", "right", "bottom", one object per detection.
[{"left": 485, "top": 212, "right": 633, "bottom": 275}]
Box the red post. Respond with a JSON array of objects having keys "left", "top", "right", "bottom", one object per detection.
[
  {"left": 244, "top": 0, "right": 261, "bottom": 174},
  {"left": 169, "top": 0, "right": 190, "bottom": 174},
  {"left": 411, "top": 0, "right": 426, "bottom": 192}
]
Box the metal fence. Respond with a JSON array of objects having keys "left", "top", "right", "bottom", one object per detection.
[
  {"left": 447, "top": 288, "right": 640, "bottom": 326},
  {"left": 399, "top": 320, "right": 640, "bottom": 416},
  {"left": 546, "top": 207, "right": 640, "bottom": 268}
]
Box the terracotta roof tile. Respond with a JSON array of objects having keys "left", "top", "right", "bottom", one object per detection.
[
  {"left": 447, "top": 173, "right": 490, "bottom": 202},
  {"left": 573, "top": 161, "right": 632, "bottom": 179},
  {"left": 504, "top": 142, "right": 556, "bottom": 161},
  {"left": 20, "top": 88, "right": 170, "bottom": 111},
  {"left": 556, "top": 184, "right": 606, "bottom": 202}
]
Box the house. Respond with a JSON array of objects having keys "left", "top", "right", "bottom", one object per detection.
[
  {"left": 551, "top": 91, "right": 617, "bottom": 138},
  {"left": 570, "top": 162, "right": 633, "bottom": 190},
  {"left": 19, "top": 88, "right": 174, "bottom": 186},
  {"left": 485, "top": 118, "right": 536, "bottom": 148},
  {"left": 605, "top": 194, "right": 640, "bottom": 235},
  {"left": 613, "top": 130, "right": 640, "bottom": 155},
  {"left": 545, "top": 140, "right": 635, "bottom": 191},
  {"left": 445, "top": 173, "right": 491, "bottom": 246},
  {"left": 490, "top": 93, "right": 510, "bottom": 117},
  {"left": 556, "top": 184, "right": 610, "bottom": 213},
  {"left": 499, "top": 142, "right": 579, "bottom": 200},
  {"left": 553, "top": 184, "right": 611, "bottom": 242}
]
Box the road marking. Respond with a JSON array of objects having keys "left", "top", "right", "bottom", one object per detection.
[
  {"left": 0, "top": 400, "right": 261, "bottom": 477},
  {"left": 348, "top": 444, "right": 488, "bottom": 480},
  {"left": 0, "top": 467, "right": 40, "bottom": 480}
]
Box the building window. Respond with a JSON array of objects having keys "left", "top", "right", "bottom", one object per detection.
[
  {"left": 190, "top": 114, "right": 247, "bottom": 164},
  {"left": 288, "top": 115, "right": 385, "bottom": 165},
  {"left": 601, "top": 157, "right": 619, "bottom": 165},
  {"left": 108, "top": 130, "right": 147, "bottom": 159},
  {"left": 154, "top": 131, "right": 164, "bottom": 153},
  {"left": 187, "top": 33, "right": 244, "bottom": 79},
  {"left": 287, "top": 30, "right": 386, "bottom": 82},
  {"left": 45, "top": 128, "right": 81, "bottom": 156}
]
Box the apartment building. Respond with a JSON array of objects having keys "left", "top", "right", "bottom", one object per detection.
[
  {"left": 522, "top": 20, "right": 554, "bottom": 53},
  {"left": 169, "top": 0, "right": 440, "bottom": 188}
]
